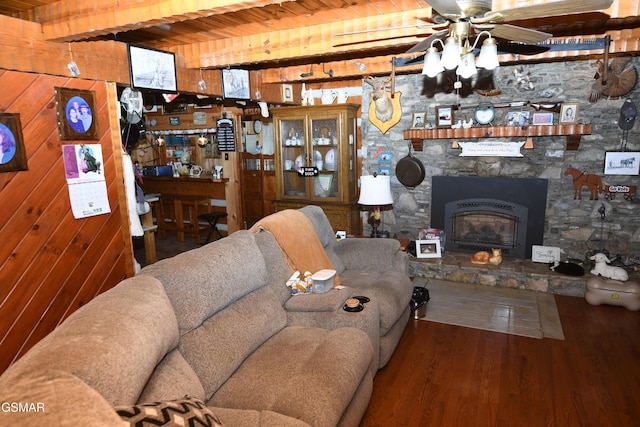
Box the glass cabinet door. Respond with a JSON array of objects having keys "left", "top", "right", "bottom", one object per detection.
[
  {"left": 310, "top": 117, "right": 339, "bottom": 200},
  {"left": 279, "top": 118, "right": 306, "bottom": 197}
]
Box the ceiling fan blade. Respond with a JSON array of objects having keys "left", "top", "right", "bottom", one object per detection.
[
  {"left": 490, "top": 24, "right": 552, "bottom": 44},
  {"left": 405, "top": 29, "right": 448, "bottom": 54},
  {"left": 424, "top": 0, "right": 462, "bottom": 19},
  {"left": 490, "top": 0, "right": 612, "bottom": 22}
]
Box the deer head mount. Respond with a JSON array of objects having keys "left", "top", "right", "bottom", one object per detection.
[{"left": 364, "top": 76, "right": 402, "bottom": 134}]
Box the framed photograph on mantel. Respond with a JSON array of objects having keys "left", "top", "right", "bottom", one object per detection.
[
  {"left": 221, "top": 69, "right": 251, "bottom": 100},
  {"left": 559, "top": 102, "right": 579, "bottom": 124},
  {"left": 435, "top": 105, "right": 453, "bottom": 128},
  {"left": 0, "top": 113, "right": 28, "bottom": 173}
]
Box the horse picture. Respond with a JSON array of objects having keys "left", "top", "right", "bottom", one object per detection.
[{"left": 564, "top": 165, "right": 603, "bottom": 200}]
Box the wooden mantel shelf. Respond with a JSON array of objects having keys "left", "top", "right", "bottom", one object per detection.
[{"left": 404, "top": 124, "right": 592, "bottom": 151}]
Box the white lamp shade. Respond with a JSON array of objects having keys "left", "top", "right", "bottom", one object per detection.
[
  {"left": 358, "top": 175, "right": 393, "bottom": 206},
  {"left": 476, "top": 38, "right": 500, "bottom": 70},
  {"left": 441, "top": 38, "right": 461, "bottom": 70},
  {"left": 456, "top": 52, "right": 477, "bottom": 79},
  {"left": 422, "top": 47, "right": 444, "bottom": 77}
]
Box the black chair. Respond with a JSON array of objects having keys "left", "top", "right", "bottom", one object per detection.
[{"left": 197, "top": 212, "right": 228, "bottom": 244}]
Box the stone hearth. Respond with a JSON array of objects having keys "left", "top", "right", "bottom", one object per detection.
[{"left": 409, "top": 252, "right": 587, "bottom": 297}]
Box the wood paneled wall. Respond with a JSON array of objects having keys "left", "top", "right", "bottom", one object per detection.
[{"left": 0, "top": 70, "right": 133, "bottom": 374}]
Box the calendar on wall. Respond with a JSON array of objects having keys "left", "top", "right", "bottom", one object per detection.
[{"left": 62, "top": 144, "right": 111, "bottom": 219}]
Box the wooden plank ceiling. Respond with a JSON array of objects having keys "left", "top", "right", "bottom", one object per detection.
[{"left": 2, "top": 0, "right": 640, "bottom": 83}]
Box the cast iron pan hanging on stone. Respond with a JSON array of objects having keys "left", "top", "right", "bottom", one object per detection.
[{"left": 396, "top": 142, "right": 425, "bottom": 188}]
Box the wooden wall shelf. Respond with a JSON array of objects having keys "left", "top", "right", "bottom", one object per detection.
[{"left": 404, "top": 124, "right": 592, "bottom": 151}]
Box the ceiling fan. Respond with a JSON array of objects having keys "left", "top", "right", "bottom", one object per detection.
[{"left": 406, "top": 0, "right": 614, "bottom": 54}]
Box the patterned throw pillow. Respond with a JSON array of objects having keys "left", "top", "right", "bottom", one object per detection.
[{"left": 115, "top": 396, "right": 223, "bottom": 426}]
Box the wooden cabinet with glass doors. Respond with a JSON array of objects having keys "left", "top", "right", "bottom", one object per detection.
[{"left": 272, "top": 104, "right": 360, "bottom": 235}]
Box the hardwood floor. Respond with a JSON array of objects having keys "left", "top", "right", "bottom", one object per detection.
[
  {"left": 360, "top": 295, "right": 640, "bottom": 427},
  {"left": 132, "top": 233, "right": 638, "bottom": 426}
]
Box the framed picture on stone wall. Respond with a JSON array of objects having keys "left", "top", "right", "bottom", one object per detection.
[{"left": 604, "top": 151, "right": 640, "bottom": 175}]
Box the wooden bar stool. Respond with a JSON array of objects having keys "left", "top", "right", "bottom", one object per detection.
[
  {"left": 174, "top": 196, "right": 210, "bottom": 243},
  {"left": 140, "top": 194, "right": 159, "bottom": 263},
  {"left": 197, "top": 211, "right": 228, "bottom": 244},
  {"left": 156, "top": 195, "right": 177, "bottom": 239}
]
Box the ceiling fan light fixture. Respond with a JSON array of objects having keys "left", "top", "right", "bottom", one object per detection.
[
  {"left": 476, "top": 37, "right": 500, "bottom": 70},
  {"left": 441, "top": 37, "right": 462, "bottom": 70},
  {"left": 422, "top": 46, "right": 444, "bottom": 77},
  {"left": 456, "top": 52, "right": 477, "bottom": 79}
]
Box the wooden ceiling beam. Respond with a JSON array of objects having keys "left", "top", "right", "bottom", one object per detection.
[
  {"left": 36, "top": 0, "right": 299, "bottom": 42},
  {"left": 178, "top": 10, "right": 432, "bottom": 69}
]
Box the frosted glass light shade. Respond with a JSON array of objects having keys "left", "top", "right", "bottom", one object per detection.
[
  {"left": 422, "top": 47, "right": 444, "bottom": 77},
  {"left": 476, "top": 37, "right": 500, "bottom": 70},
  {"left": 441, "top": 38, "right": 462, "bottom": 70},
  {"left": 456, "top": 52, "right": 477, "bottom": 79},
  {"left": 358, "top": 175, "right": 393, "bottom": 206}
]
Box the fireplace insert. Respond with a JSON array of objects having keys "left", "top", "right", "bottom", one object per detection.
[{"left": 431, "top": 176, "right": 548, "bottom": 259}]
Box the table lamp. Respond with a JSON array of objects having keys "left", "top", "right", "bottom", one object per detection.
[{"left": 358, "top": 173, "right": 393, "bottom": 238}]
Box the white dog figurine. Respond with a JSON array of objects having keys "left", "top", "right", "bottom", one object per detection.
[{"left": 589, "top": 253, "right": 629, "bottom": 281}]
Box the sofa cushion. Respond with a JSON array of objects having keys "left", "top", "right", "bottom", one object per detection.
[
  {"left": 209, "top": 326, "right": 373, "bottom": 427},
  {"left": 115, "top": 396, "right": 223, "bottom": 426},
  {"left": 298, "top": 205, "right": 346, "bottom": 274},
  {"left": 138, "top": 349, "right": 206, "bottom": 403},
  {"left": 212, "top": 407, "right": 311, "bottom": 427},
  {"left": 180, "top": 286, "right": 287, "bottom": 398},
  {"left": 141, "top": 230, "right": 268, "bottom": 334},
  {"left": 253, "top": 229, "right": 296, "bottom": 307}
]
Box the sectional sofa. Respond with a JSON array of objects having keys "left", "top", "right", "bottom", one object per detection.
[{"left": 0, "top": 206, "right": 413, "bottom": 426}]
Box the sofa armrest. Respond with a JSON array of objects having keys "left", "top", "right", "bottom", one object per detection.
[
  {"left": 335, "top": 238, "right": 407, "bottom": 272},
  {"left": 284, "top": 287, "right": 353, "bottom": 312}
]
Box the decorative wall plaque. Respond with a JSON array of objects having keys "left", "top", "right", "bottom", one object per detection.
[{"left": 458, "top": 141, "right": 525, "bottom": 157}]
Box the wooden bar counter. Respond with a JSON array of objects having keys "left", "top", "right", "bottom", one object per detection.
[{"left": 140, "top": 175, "right": 235, "bottom": 240}]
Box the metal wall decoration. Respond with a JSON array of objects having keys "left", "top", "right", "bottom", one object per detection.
[
  {"left": 564, "top": 165, "right": 604, "bottom": 200},
  {"left": 0, "top": 113, "right": 28, "bottom": 172},
  {"left": 55, "top": 87, "right": 100, "bottom": 140}
]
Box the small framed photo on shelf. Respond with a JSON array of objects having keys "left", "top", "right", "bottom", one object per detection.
[
  {"left": 507, "top": 111, "right": 530, "bottom": 126},
  {"left": 436, "top": 106, "right": 453, "bottom": 128},
  {"left": 559, "top": 102, "right": 579, "bottom": 124},
  {"left": 416, "top": 239, "right": 441, "bottom": 259},
  {"left": 532, "top": 112, "right": 554, "bottom": 126},
  {"left": 604, "top": 151, "right": 640, "bottom": 175},
  {"left": 411, "top": 112, "right": 426, "bottom": 128}
]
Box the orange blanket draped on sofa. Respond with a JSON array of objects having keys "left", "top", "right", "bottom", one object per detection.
[{"left": 250, "top": 210, "right": 342, "bottom": 285}]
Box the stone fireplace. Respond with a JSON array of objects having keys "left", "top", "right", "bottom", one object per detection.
[{"left": 431, "top": 176, "right": 548, "bottom": 259}]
